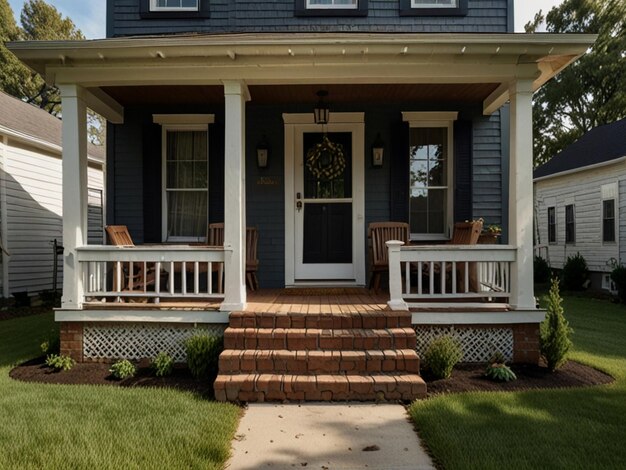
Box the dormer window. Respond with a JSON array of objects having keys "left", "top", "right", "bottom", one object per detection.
[
  {"left": 295, "top": 0, "right": 367, "bottom": 16},
  {"left": 151, "top": 0, "right": 199, "bottom": 11},
  {"left": 400, "top": 0, "right": 467, "bottom": 16}
]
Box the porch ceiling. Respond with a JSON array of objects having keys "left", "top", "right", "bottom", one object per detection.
[{"left": 99, "top": 83, "right": 501, "bottom": 107}]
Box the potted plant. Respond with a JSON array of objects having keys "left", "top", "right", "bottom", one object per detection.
[{"left": 479, "top": 224, "right": 502, "bottom": 244}]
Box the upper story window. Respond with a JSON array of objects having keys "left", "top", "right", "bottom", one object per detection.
[
  {"left": 140, "top": 0, "right": 210, "bottom": 19},
  {"left": 151, "top": 0, "right": 198, "bottom": 11},
  {"left": 400, "top": 0, "right": 467, "bottom": 16},
  {"left": 601, "top": 182, "right": 618, "bottom": 243},
  {"left": 565, "top": 204, "right": 576, "bottom": 244},
  {"left": 548, "top": 206, "right": 556, "bottom": 244},
  {"left": 295, "top": 0, "right": 367, "bottom": 16}
]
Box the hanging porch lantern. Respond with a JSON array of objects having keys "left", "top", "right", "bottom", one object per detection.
[{"left": 313, "top": 90, "right": 330, "bottom": 125}]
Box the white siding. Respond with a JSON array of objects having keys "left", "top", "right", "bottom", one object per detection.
[
  {"left": 2, "top": 137, "right": 104, "bottom": 295},
  {"left": 534, "top": 161, "right": 624, "bottom": 276}
]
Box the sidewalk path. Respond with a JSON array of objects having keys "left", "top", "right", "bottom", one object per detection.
[{"left": 227, "top": 403, "right": 435, "bottom": 470}]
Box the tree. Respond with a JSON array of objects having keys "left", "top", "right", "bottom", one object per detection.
[
  {"left": 0, "top": 0, "right": 31, "bottom": 99},
  {"left": 540, "top": 278, "right": 573, "bottom": 372},
  {"left": 529, "top": 0, "right": 626, "bottom": 167}
]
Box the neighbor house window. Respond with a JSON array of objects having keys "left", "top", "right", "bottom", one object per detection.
[
  {"left": 151, "top": 0, "right": 198, "bottom": 10},
  {"left": 307, "top": 0, "right": 357, "bottom": 8},
  {"left": 565, "top": 204, "right": 575, "bottom": 244},
  {"left": 295, "top": 0, "right": 367, "bottom": 16},
  {"left": 400, "top": 0, "right": 467, "bottom": 16},
  {"left": 402, "top": 112, "right": 458, "bottom": 240},
  {"left": 411, "top": 0, "right": 457, "bottom": 7},
  {"left": 548, "top": 206, "right": 556, "bottom": 243},
  {"left": 603, "top": 199, "right": 616, "bottom": 242},
  {"left": 154, "top": 115, "right": 214, "bottom": 242}
]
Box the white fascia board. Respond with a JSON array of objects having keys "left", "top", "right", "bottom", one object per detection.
[
  {"left": 55, "top": 309, "right": 230, "bottom": 324},
  {"left": 533, "top": 156, "right": 626, "bottom": 183},
  {"left": 411, "top": 309, "right": 546, "bottom": 325}
]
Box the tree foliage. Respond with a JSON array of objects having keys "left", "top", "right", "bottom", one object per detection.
[
  {"left": 540, "top": 278, "right": 573, "bottom": 372},
  {"left": 529, "top": 0, "right": 626, "bottom": 167}
]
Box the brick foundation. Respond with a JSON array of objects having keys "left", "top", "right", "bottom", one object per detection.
[
  {"left": 60, "top": 322, "right": 84, "bottom": 362},
  {"left": 511, "top": 323, "right": 541, "bottom": 364}
]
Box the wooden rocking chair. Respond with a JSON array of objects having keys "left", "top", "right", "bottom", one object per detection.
[
  {"left": 207, "top": 223, "right": 259, "bottom": 291},
  {"left": 368, "top": 222, "right": 410, "bottom": 292}
]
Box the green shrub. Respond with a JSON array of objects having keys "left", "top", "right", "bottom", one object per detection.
[
  {"left": 562, "top": 252, "right": 589, "bottom": 291},
  {"left": 540, "top": 278, "right": 573, "bottom": 372},
  {"left": 109, "top": 359, "right": 136, "bottom": 380},
  {"left": 152, "top": 351, "right": 174, "bottom": 377},
  {"left": 534, "top": 256, "right": 551, "bottom": 284},
  {"left": 485, "top": 363, "right": 517, "bottom": 382},
  {"left": 610, "top": 264, "right": 626, "bottom": 303},
  {"left": 45, "top": 354, "right": 75, "bottom": 371},
  {"left": 185, "top": 333, "right": 223, "bottom": 379},
  {"left": 424, "top": 335, "right": 462, "bottom": 379}
]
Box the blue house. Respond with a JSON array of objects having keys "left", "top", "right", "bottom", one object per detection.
[{"left": 9, "top": 0, "right": 594, "bottom": 401}]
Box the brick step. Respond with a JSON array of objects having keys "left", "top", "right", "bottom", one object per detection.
[
  {"left": 223, "top": 327, "right": 417, "bottom": 351},
  {"left": 229, "top": 311, "right": 412, "bottom": 330},
  {"left": 214, "top": 372, "right": 427, "bottom": 402},
  {"left": 219, "top": 349, "right": 420, "bottom": 374}
]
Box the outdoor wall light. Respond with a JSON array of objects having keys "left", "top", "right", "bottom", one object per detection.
[
  {"left": 372, "top": 132, "right": 385, "bottom": 167},
  {"left": 256, "top": 135, "right": 270, "bottom": 168},
  {"left": 313, "top": 90, "right": 330, "bottom": 125}
]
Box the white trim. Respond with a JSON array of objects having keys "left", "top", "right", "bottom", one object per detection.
[
  {"left": 0, "top": 135, "right": 9, "bottom": 298},
  {"left": 411, "top": 310, "right": 545, "bottom": 325},
  {"left": 55, "top": 309, "right": 229, "bottom": 324},
  {"left": 533, "top": 156, "right": 626, "bottom": 182},
  {"left": 153, "top": 114, "right": 215, "bottom": 125},
  {"left": 150, "top": 0, "right": 199, "bottom": 11},
  {"left": 283, "top": 113, "right": 366, "bottom": 286}
]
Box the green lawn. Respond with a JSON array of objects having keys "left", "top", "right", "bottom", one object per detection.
[
  {"left": 409, "top": 295, "right": 626, "bottom": 470},
  {"left": 0, "top": 313, "right": 240, "bottom": 469}
]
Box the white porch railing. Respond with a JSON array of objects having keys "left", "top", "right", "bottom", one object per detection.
[
  {"left": 76, "top": 245, "right": 226, "bottom": 304},
  {"left": 386, "top": 241, "right": 517, "bottom": 310}
]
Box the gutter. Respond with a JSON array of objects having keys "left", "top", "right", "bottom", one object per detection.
[{"left": 533, "top": 156, "right": 626, "bottom": 183}]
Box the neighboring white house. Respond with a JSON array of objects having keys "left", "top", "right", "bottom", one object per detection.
[
  {"left": 0, "top": 91, "right": 105, "bottom": 298},
  {"left": 534, "top": 118, "right": 626, "bottom": 291}
]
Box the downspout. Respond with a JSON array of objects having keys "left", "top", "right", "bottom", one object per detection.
[{"left": 0, "top": 135, "right": 10, "bottom": 298}]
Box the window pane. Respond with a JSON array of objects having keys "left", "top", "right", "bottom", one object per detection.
[
  {"left": 307, "top": 0, "right": 358, "bottom": 8},
  {"left": 155, "top": 0, "right": 198, "bottom": 8},
  {"left": 410, "top": 189, "right": 428, "bottom": 234},
  {"left": 603, "top": 200, "right": 615, "bottom": 242},
  {"left": 167, "top": 191, "right": 207, "bottom": 239},
  {"left": 428, "top": 189, "right": 446, "bottom": 234},
  {"left": 548, "top": 207, "right": 556, "bottom": 243},
  {"left": 166, "top": 131, "right": 208, "bottom": 189},
  {"left": 411, "top": 0, "right": 457, "bottom": 7},
  {"left": 410, "top": 160, "right": 429, "bottom": 187}
]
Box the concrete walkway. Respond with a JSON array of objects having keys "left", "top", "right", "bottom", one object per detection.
[{"left": 227, "top": 403, "right": 435, "bottom": 470}]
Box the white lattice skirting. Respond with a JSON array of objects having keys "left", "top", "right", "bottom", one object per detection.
[
  {"left": 83, "top": 324, "right": 226, "bottom": 362},
  {"left": 414, "top": 326, "right": 514, "bottom": 363}
]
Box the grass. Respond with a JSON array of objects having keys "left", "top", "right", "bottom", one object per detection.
[
  {"left": 0, "top": 312, "right": 241, "bottom": 469},
  {"left": 409, "top": 295, "right": 626, "bottom": 470}
]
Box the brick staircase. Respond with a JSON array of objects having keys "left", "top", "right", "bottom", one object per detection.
[{"left": 214, "top": 311, "right": 427, "bottom": 402}]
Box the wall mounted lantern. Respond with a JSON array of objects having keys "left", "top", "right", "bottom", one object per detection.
[
  {"left": 313, "top": 90, "right": 330, "bottom": 125},
  {"left": 256, "top": 135, "right": 270, "bottom": 168},
  {"left": 372, "top": 132, "right": 385, "bottom": 167}
]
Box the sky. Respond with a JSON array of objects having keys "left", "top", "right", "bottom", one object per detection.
[{"left": 7, "top": 0, "right": 564, "bottom": 39}]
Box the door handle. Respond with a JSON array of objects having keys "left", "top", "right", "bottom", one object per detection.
[{"left": 296, "top": 201, "right": 303, "bottom": 212}]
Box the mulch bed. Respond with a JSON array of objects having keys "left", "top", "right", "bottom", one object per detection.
[
  {"left": 10, "top": 358, "right": 613, "bottom": 399},
  {"left": 424, "top": 360, "right": 614, "bottom": 397},
  {"left": 0, "top": 307, "right": 52, "bottom": 321},
  {"left": 10, "top": 357, "right": 215, "bottom": 398}
]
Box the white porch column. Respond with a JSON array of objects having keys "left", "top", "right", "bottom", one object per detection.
[
  {"left": 220, "top": 81, "right": 250, "bottom": 311},
  {"left": 59, "top": 85, "right": 89, "bottom": 309},
  {"left": 509, "top": 79, "right": 536, "bottom": 309}
]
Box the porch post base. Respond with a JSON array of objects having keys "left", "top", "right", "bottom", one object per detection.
[
  {"left": 387, "top": 300, "right": 409, "bottom": 311},
  {"left": 220, "top": 302, "right": 247, "bottom": 312}
]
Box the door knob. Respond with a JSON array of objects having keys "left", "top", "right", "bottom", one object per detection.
[{"left": 296, "top": 201, "right": 303, "bottom": 211}]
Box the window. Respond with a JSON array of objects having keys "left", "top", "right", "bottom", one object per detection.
[
  {"left": 403, "top": 112, "right": 458, "bottom": 240},
  {"left": 602, "top": 274, "right": 617, "bottom": 292},
  {"left": 565, "top": 204, "right": 575, "bottom": 244},
  {"left": 548, "top": 206, "right": 556, "bottom": 243},
  {"left": 295, "top": 0, "right": 367, "bottom": 16},
  {"left": 151, "top": 0, "right": 198, "bottom": 10},
  {"left": 603, "top": 199, "right": 616, "bottom": 242},
  {"left": 400, "top": 0, "right": 467, "bottom": 16},
  {"left": 154, "top": 115, "right": 214, "bottom": 242}
]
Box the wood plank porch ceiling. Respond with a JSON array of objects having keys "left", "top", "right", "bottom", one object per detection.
[{"left": 99, "top": 83, "right": 500, "bottom": 107}]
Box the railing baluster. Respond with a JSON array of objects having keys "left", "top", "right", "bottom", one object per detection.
[
  {"left": 182, "top": 261, "right": 187, "bottom": 295},
  {"left": 464, "top": 262, "right": 469, "bottom": 293},
  {"left": 429, "top": 262, "right": 434, "bottom": 295},
  {"left": 452, "top": 261, "right": 457, "bottom": 294},
  {"left": 170, "top": 262, "right": 175, "bottom": 295},
  {"left": 208, "top": 262, "right": 213, "bottom": 294},
  {"left": 128, "top": 261, "right": 134, "bottom": 291},
  {"left": 194, "top": 261, "right": 199, "bottom": 294},
  {"left": 155, "top": 262, "right": 161, "bottom": 304},
  {"left": 441, "top": 261, "right": 446, "bottom": 294},
  {"left": 404, "top": 262, "right": 410, "bottom": 294},
  {"left": 417, "top": 261, "right": 422, "bottom": 295}
]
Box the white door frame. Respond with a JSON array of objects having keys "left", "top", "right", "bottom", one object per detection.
[{"left": 283, "top": 112, "right": 365, "bottom": 287}]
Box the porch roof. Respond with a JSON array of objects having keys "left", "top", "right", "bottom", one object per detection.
[{"left": 9, "top": 32, "right": 595, "bottom": 119}]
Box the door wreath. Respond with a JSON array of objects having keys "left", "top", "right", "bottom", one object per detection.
[{"left": 306, "top": 134, "right": 346, "bottom": 181}]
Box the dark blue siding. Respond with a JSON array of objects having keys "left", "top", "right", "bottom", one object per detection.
[
  {"left": 108, "top": 102, "right": 505, "bottom": 287},
  {"left": 108, "top": 0, "right": 510, "bottom": 37}
]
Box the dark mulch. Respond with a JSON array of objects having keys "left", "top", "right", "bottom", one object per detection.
[
  {"left": 424, "top": 360, "right": 614, "bottom": 397},
  {"left": 0, "top": 307, "right": 52, "bottom": 321},
  {"left": 10, "top": 357, "right": 215, "bottom": 398}
]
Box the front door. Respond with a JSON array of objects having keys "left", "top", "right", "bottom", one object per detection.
[{"left": 284, "top": 114, "right": 365, "bottom": 285}]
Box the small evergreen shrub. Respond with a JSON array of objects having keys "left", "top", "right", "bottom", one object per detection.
[
  {"left": 540, "top": 278, "right": 573, "bottom": 372},
  {"left": 534, "top": 256, "right": 551, "bottom": 284},
  {"left": 423, "top": 335, "right": 462, "bottom": 379},
  {"left": 485, "top": 363, "right": 517, "bottom": 382},
  {"left": 152, "top": 351, "right": 174, "bottom": 377},
  {"left": 562, "top": 252, "right": 589, "bottom": 291},
  {"left": 185, "top": 333, "right": 223, "bottom": 379},
  {"left": 45, "top": 354, "right": 75, "bottom": 371},
  {"left": 109, "top": 359, "right": 136, "bottom": 379},
  {"left": 610, "top": 264, "right": 626, "bottom": 303}
]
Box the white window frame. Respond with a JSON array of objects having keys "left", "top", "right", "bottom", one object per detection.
[
  {"left": 154, "top": 114, "right": 214, "bottom": 243},
  {"left": 565, "top": 203, "right": 576, "bottom": 244},
  {"left": 150, "top": 0, "right": 199, "bottom": 12},
  {"left": 411, "top": 0, "right": 458, "bottom": 8},
  {"left": 402, "top": 111, "right": 458, "bottom": 241},
  {"left": 306, "top": 0, "right": 358, "bottom": 9},
  {"left": 601, "top": 182, "right": 618, "bottom": 244}
]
